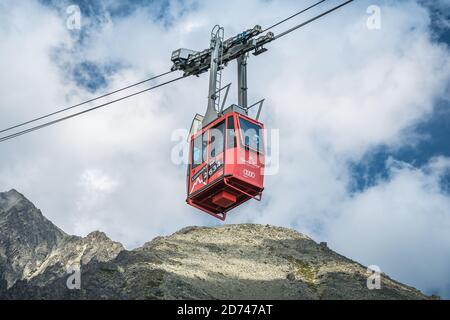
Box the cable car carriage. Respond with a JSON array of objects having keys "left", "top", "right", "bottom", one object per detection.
[
  {"left": 187, "top": 104, "right": 265, "bottom": 220},
  {"left": 172, "top": 25, "right": 272, "bottom": 220}
]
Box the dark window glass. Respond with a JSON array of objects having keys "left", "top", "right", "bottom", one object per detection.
[
  {"left": 202, "top": 132, "right": 208, "bottom": 163},
  {"left": 239, "top": 117, "right": 262, "bottom": 152},
  {"left": 209, "top": 121, "right": 225, "bottom": 159},
  {"left": 227, "top": 116, "right": 237, "bottom": 149},
  {"left": 192, "top": 133, "right": 207, "bottom": 169},
  {"left": 192, "top": 135, "right": 202, "bottom": 169}
]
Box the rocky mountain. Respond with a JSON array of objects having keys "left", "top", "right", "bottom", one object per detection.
[{"left": 0, "top": 189, "right": 430, "bottom": 300}]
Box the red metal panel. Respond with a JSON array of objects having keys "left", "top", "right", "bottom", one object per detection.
[{"left": 212, "top": 191, "right": 237, "bottom": 208}]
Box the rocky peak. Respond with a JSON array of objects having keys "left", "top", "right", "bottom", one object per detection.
[
  {"left": 0, "top": 189, "right": 22, "bottom": 212},
  {"left": 0, "top": 190, "right": 67, "bottom": 287},
  {"left": 85, "top": 231, "right": 110, "bottom": 242},
  {"left": 0, "top": 189, "right": 66, "bottom": 237},
  {"left": 0, "top": 190, "right": 122, "bottom": 290}
]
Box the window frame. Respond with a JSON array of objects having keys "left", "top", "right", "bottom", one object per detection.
[
  {"left": 226, "top": 115, "right": 237, "bottom": 149},
  {"left": 238, "top": 116, "right": 264, "bottom": 154},
  {"left": 191, "top": 132, "right": 207, "bottom": 169},
  {"left": 209, "top": 120, "right": 225, "bottom": 159}
]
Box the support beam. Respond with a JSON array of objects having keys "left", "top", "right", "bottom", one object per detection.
[
  {"left": 202, "top": 27, "right": 222, "bottom": 127},
  {"left": 237, "top": 54, "right": 248, "bottom": 110}
]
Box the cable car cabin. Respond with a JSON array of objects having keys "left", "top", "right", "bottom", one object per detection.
[{"left": 187, "top": 110, "right": 264, "bottom": 221}]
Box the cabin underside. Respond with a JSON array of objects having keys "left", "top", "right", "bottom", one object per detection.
[{"left": 187, "top": 175, "right": 263, "bottom": 220}]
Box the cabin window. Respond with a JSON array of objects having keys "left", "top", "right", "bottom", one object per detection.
[
  {"left": 192, "top": 133, "right": 206, "bottom": 169},
  {"left": 227, "top": 116, "right": 237, "bottom": 149},
  {"left": 202, "top": 132, "right": 208, "bottom": 163},
  {"left": 239, "top": 117, "right": 262, "bottom": 153},
  {"left": 209, "top": 121, "right": 225, "bottom": 158}
]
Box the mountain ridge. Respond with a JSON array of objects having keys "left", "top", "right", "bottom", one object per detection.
[{"left": 0, "top": 189, "right": 431, "bottom": 300}]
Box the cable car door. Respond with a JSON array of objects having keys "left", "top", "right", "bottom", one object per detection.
[
  {"left": 189, "top": 132, "right": 208, "bottom": 195},
  {"left": 206, "top": 120, "right": 225, "bottom": 185}
]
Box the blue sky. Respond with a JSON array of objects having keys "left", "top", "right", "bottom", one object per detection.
[{"left": 0, "top": 0, "right": 449, "bottom": 298}]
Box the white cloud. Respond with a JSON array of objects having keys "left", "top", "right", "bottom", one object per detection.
[
  {"left": 326, "top": 157, "right": 450, "bottom": 298},
  {"left": 77, "top": 168, "right": 118, "bottom": 205},
  {"left": 0, "top": 0, "right": 449, "bottom": 297}
]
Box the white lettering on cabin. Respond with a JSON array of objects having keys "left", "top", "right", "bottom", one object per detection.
[{"left": 243, "top": 169, "right": 256, "bottom": 179}]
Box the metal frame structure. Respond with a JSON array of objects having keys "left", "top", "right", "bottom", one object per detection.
[{"left": 171, "top": 25, "right": 274, "bottom": 127}]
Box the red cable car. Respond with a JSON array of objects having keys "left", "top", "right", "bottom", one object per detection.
[
  {"left": 186, "top": 106, "right": 265, "bottom": 220},
  {"left": 171, "top": 25, "right": 270, "bottom": 220}
]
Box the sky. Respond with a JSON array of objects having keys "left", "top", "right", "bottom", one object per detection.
[{"left": 0, "top": 0, "right": 449, "bottom": 298}]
